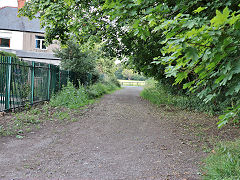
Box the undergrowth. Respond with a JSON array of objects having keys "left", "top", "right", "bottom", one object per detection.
[
  {"left": 50, "top": 83, "right": 90, "bottom": 109},
  {"left": 202, "top": 140, "right": 240, "bottom": 180},
  {"left": 140, "top": 79, "right": 227, "bottom": 115},
  {"left": 50, "top": 80, "right": 120, "bottom": 108}
]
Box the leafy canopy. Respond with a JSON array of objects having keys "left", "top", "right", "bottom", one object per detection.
[{"left": 19, "top": 0, "right": 240, "bottom": 127}]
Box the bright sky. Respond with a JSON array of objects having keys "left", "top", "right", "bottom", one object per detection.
[{"left": 0, "top": 0, "right": 18, "bottom": 8}]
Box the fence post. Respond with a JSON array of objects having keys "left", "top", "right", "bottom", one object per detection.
[
  {"left": 47, "top": 64, "right": 51, "bottom": 100},
  {"left": 31, "top": 61, "right": 35, "bottom": 105},
  {"left": 5, "top": 57, "right": 11, "bottom": 110}
]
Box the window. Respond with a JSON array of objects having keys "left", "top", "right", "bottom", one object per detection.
[
  {"left": 35, "top": 36, "right": 46, "bottom": 50},
  {"left": 0, "top": 38, "right": 10, "bottom": 48}
]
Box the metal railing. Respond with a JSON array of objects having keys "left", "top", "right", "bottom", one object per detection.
[{"left": 0, "top": 56, "right": 74, "bottom": 112}]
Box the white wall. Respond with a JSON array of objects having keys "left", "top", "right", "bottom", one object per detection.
[{"left": 0, "top": 30, "right": 23, "bottom": 50}]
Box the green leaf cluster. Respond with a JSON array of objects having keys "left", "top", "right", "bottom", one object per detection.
[{"left": 19, "top": 0, "right": 240, "bottom": 126}]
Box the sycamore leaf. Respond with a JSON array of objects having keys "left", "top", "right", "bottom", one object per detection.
[
  {"left": 211, "top": 7, "right": 230, "bottom": 27},
  {"left": 165, "top": 65, "right": 178, "bottom": 77},
  {"left": 183, "top": 81, "right": 195, "bottom": 89},
  {"left": 232, "top": 59, "right": 240, "bottom": 74},
  {"left": 215, "top": 74, "right": 226, "bottom": 84},
  {"left": 185, "top": 47, "right": 199, "bottom": 62},
  {"left": 226, "top": 82, "right": 240, "bottom": 96},
  {"left": 203, "top": 93, "right": 216, "bottom": 103},
  {"left": 154, "top": 25, "right": 162, "bottom": 32},
  {"left": 149, "top": 19, "right": 157, "bottom": 27},
  {"left": 193, "top": 7, "right": 207, "bottom": 14},
  {"left": 174, "top": 71, "right": 188, "bottom": 84},
  {"left": 132, "top": 20, "right": 140, "bottom": 29},
  {"left": 229, "top": 13, "right": 240, "bottom": 25},
  {"left": 194, "top": 65, "right": 204, "bottom": 73}
]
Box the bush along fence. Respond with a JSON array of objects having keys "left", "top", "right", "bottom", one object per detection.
[{"left": 0, "top": 56, "right": 84, "bottom": 112}]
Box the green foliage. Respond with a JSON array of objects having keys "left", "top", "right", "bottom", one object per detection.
[
  {"left": 202, "top": 139, "right": 240, "bottom": 180},
  {"left": 19, "top": 0, "right": 240, "bottom": 126},
  {"left": 122, "top": 69, "right": 135, "bottom": 80},
  {"left": 54, "top": 41, "right": 98, "bottom": 84},
  {"left": 50, "top": 82, "right": 89, "bottom": 109},
  {"left": 141, "top": 79, "right": 231, "bottom": 115},
  {"left": 0, "top": 79, "right": 120, "bottom": 137},
  {"left": 50, "top": 79, "right": 120, "bottom": 108},
  {"left": 115, "top": 64, "right": 147, "bottom": 81},
  {"left": 86, "top": 83, "right": 109, "bottom": 99},
  {"left": 86, "top": 79, "right": 120, "bottom": 99},
  {"left": 54, "top": 40, "right": 118, "bottom": 85},
  {"left": 0, "top": 51, "right": 18, "bottom": 58}
]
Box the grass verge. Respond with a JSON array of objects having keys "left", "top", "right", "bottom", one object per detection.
[
  {"left": 140, "top": 79, "right": 228, "bottom": 115},
  {"left": 202, "top": 140, "right": 240, "bottom": 180}
]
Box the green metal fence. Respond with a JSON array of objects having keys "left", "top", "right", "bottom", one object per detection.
[{"left": 0, "top": 56, "right": 73, "bottom": 112}]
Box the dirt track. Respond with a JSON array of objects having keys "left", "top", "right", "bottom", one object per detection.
[{"left": 0, "top": 87, "right": 203, "bottom": 179}]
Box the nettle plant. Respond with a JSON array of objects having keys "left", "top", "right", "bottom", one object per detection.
[{"left": 151, "top": 6, "right": 240, "bottom": 127}]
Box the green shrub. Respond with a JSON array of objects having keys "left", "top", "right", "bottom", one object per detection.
[
  {"left": 202, "top": 139, "right": 240, "bottom": 180},
  {"left": 50, "top": 80, "right": 120, "bottom": 108},
  {"left": 109, "top": 77, "right": 121, "bottom": 88},
  {"left": 50, "top": 82, "right": 89, "bottom": 109},
  {"left": 141, "top": 79, "right": 228, "bottom": 115},
  {"left": 0, "top": 51, "right": 18, "bottom": 58},
  {"left": 86, "top": 81, "right": 119, "bottom": 99}
]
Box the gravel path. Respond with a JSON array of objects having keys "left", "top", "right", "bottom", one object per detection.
[{"left": 0, "top": 87, "right": 202, "bottom": 179}]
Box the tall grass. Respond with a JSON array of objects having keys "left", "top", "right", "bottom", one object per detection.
[
  {"left": 202, "top": 140, "right": 240, "bottom": 180},
  {"left": 140, "top": 79, "right": 226, "bottom": 115},
  {"left": 50, "top": 80, "right": 120, "bottom": 109},
  {"left": 86, "top": 81, "right": 119, "bottom": 99},
  {"left": 50, "top": 82, "right": 89, "bottom": 109}
]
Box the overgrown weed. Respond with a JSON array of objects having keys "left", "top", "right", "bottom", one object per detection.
[
  {"left": 202, "top": 140, "right": 240, "bottom": 180},
  {"left": 140, "top": 79, "right": 227, "bottom": 115}
]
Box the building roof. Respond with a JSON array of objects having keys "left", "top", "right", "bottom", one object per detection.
[
  {"left": 0, "top": 7, "right": 44, "bottom": 33},
  {"left": 0, "top": 48, "right": 60, "bottom": 60}
]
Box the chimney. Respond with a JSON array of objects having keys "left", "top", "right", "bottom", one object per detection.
[{"left": 18, "top": 0, "right": 26, "bottom": 9}]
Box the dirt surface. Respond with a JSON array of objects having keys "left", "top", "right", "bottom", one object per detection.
[{"left": 0, "top": 87, "right": 207, "bottom": 179}]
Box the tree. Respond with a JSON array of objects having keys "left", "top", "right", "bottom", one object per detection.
[
  {"left": 54, "top": 40, "right": 98, "bottom": 84},
  {"left": 115, "top": 63, "right": 147, "bottom": 80},
  {"left": 94, "top": 44, "right": 116, "bottom": 77},
  {"left": 114, "top": 64, "right": 124, "bottom": 80},
  {"left": 19, "top": 1, "right": 240, "bottom": 126},
  {"left": 122, "top": 69, "right": 134, "bottom": 80}
]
